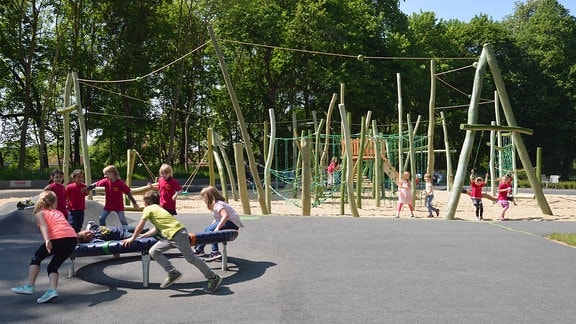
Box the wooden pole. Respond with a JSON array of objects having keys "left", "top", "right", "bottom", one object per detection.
[
  {"left": 440, "top": 111, "right": 452, "bottom": 192},
  {"left": 489, "top": 121, "right": 496, "bottom": 195},
  {"left": 320, "top": 93, "right": 338, "bottom": 169},
  {"left": 460, "top": 124, "right": 533, "bottom": 135},
  {"left": 265, "top": 109, "right": 276, "bottom": 212},
  {"left": 397, "top": 73, "right": 403, "bottom": 172},
  {"left": 484, "top": 43, "right": 552, "bottom": 215},
  {"left": 213, "top": 131, "right": 238, "bottom": 200},
  {"left": 355, "top": 116, "right": 367, "bottom": 208},
  {"left": 339, "top": 104, "right": 359, "bottom": 217},
  {"left": 372, "top": 120, "right": 381, "bottom": 207},
  {"left": 427, "top": 60, "right": 436, "bottom": 175},
  {"left": 314, "top": 119, "right": 325, "bottom": 206},
  {"left": 60, "top": 73, "right": 72, "bottom": 185},
  {"left": 444, "top": 50, "right": 488, "bottom": 220},
  {"left": 301, "top": 135, "right": 311, "bottom": 216},
  {"left": 233, "top": 143, "right": 251, "bottom": 215},
  {"left": 72, "top": 73, "right": 92, "bottom": 194},
  {"left": 407, "top": 114, "right": 416, "bottom": 201},
  {"left": 207, "top": 128, "right": 215, "bottom": 186},
  {"left": 208, "top": 25, "right": 269, "bottom": 214},
  {"left": 212, "top": 142, "right": 228, "bottom": 201}
]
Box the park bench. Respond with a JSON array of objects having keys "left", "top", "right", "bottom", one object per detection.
[{"left": 68, "top": 230, "right": 239, "bottom": 287}]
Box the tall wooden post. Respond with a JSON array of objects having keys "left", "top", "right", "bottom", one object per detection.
[
  {"left": 234, "top": 143, "right": 251, "bottom": 215},
  {"left": 339, "top": 104, "right": 359, "bottom": 217},
  {"left": 485, "top": 43, "right": 551, "bottom": 215},
  {"left": 208, "top": 25, "right": 268, "bottom": 214},
  {"left": 444, "top": 49, "right": 488, "bottom": 219},
  {"left": 427, "top": 60, "right": 436, "bottom": 175}
]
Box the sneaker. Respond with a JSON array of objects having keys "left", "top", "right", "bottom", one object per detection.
[
  {"left": 435, "top": 209, "right": 440, "bottom": 217},
  {"left": 204, "top": 275, "right": 222, "bottom": 293},
  {"left": 193, "top": 249, "right": 206, "bottom": 257},
  {"left": 11, "top": 284, "right": 34, "bottom": 295},
  {"left": 160, "top": 271, "right": 182, "bottom": 288},
  {"left": 37, "top": 289, "right": 58, "bottom": 303},
  {"left": 205, "top": 251, "right": 222, "bottom": 262}
]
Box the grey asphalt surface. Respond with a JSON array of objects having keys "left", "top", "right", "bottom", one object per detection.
[{"left": 1, "top": 190, "right": 576, "bottom": 323}]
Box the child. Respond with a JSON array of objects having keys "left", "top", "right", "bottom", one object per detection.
[
  {"left": 423, "top": 173, "right": 439, "bottom": 218},
  {"left": 11, "top": 190, "right": 78, "bottom": 303},
  {"left": 77, "top": 221, "right": 150, "bottom": 243},
  {"left": 86, "top": 165, "right": 139, "bottom": 226},
  {"left": 396, "top": 171, "right": 415, "bottom": 218},
  {"left": 327, "top": 157, "right": 339, "bottom": 187},
  {"left": 44, "top": 169, "right": 67, "bottom": 217},
  {"left": 467, "top": 169, "right": 489, "bottom": 220},
  {"left": 148, "top": 164, "right": 182, "bottom": 215},
  {"left": 65, "top": 169, "right": 89, "bottom": 232},
  {"left": 496, "top": 175, "right": 513, "bottom": 221},
  {"left": 121, "top": 191, "right": 222, "bottom": 293},
  {"left": 194, "top": 186, "right": 244, "bottom": 261}
]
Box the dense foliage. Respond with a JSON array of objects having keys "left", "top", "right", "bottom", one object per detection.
[{"left": 0, "top": 0, "right": 574, "bottom": 179}]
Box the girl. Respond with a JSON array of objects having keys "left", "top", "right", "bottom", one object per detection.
[
  {"left": 194, "top": 186, "right": 244, "bottom": 261},
  {"left": 149, "top": 164, "right": 182, "bottom": 215},
  {"left": 65, "top": 169, "right": 89, "bottom": 232},
  {"left": 423, "top": 173, "right": 440, "bottom": 218},
  {"left": 327, "top": 157, "right": 338, "bottom": 187},
  {"left": 468, "top": 169, "right": 489, "bottom": 220},
  {"left": 86, "top": 165, "right": 139, "bottom": 226},
  {"left": 44, "top": 169, "right": 67, "bottom": 217},
  {"left": 497, "top": 175, "right": 513, "bottom": 221},
  {"left": 396, "top": 171, "right": 415, "bottom": 218},
  {"left": 11, "top": 190, "right": 78, "bottom": 303}
]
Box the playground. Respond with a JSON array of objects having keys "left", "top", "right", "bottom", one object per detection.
[{"left": 1, "top": 190, "right": 576, "bottom": 322}]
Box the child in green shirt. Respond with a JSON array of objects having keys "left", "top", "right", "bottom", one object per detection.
[{"left": 122, "top": 191, "right": 222, "bottom": 293}]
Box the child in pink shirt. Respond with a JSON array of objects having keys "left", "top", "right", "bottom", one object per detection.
[{"left": 11, "top": 190, "right": 78, "bottom": 303}]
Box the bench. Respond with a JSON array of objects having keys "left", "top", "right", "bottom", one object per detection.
[
  {"left": 549, "top": 175, "right": 560, "bottom": 189},
  {"left": 541, "top": 174, "right": 549, "bottom": 188},
  {"left": 68, "top": 230, "right": 239, "bottom": 287}
]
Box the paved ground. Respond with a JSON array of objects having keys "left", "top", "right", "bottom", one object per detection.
[{"left": 1, "top": 191, "right": 576, "bottom": 323}]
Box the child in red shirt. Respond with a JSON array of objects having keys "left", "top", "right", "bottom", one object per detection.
[
  {"left": 148, "top": 164, "right": 182, "bottom": 215},
  {"left": 86, "top": 165, "right": 139, "bottom": 226},
  {"left": 497, "top": 175, "right": 513, "bottom": 221},
  {"left": 65, "top": 169, "right": 89, "bottom": 232},
  {"left": 44, "top": 169, "right": 67, "bottom": 216}
]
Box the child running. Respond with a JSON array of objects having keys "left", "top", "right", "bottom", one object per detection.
[
  {"left": 194, "top": 186, "right": 244, "bottom": 261},
  {"left": 423, "top": 173, "right": 440, "bottom": 218},
  {"left": 11, "top": 190, "right": 78, "bottom": 303},
  {"left": 122, "top": 191, "right": 222, "bottom": 293},
  {"left": 65, "top": 169, "right": 89, "bottom": 232},
  {"left": 86, "top": 165, "right": 139, "bottom": 226}
]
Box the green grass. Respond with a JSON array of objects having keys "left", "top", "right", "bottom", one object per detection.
[{"left": 547, "top": 233, "right": 576, "bottom": 247}]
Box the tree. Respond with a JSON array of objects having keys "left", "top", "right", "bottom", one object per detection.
[{"left": 504, "top": 0, "right": 576, "bottom": 177}]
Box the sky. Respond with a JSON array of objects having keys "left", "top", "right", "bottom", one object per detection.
[{"left": 399, "top": 0, "right": 576, "bottom": 21}]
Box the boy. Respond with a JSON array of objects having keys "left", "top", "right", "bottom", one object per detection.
[{"left": 122, "top": 191, "right": 222, "bottom": 293}]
